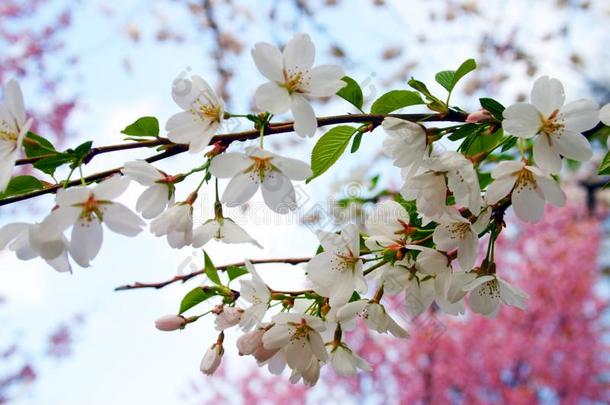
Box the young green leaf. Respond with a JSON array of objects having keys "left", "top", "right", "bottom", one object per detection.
[
  {"left": 33, "top": 154, "right": 74, "bottom": 176},
  {"left": 226, "top": 265, "right": 249, "bottom": 282},
  {"left": 599, "top": 152, "right": 610, "bottom": 175},
  {"left": 179, "top": 287, "right": 217, "bottom": 314},
  {"left": 370, "top": 90, "right": 424, "bottom": 114},
  {"left": 307, "top": 125, "right": 358, "bottom": 182},
  {"left": 24, "top": 132, "right": 57, "bottom": 158},
  {"left": 0, "top": 175, "right": 44, "bottom": 199},
  {"left": 434, "top": 59, "right": 477, "bottom": 94},
  {"left": 350, "top": 131, "right": 364, "bottom": 153},
  {"left": 121, "top": 116, "right": 160, "bottom": 138},
  {"left": 479, "top": 97, "right": 506, "bottom": 121},
  {"left": 336, "top": 76, "right": 364, "bottom": 111},
  {"left": 69, "top": 141, "right": 93, "bottom": 169},
  {"left": 407, "top": 79, "right": 447, "bottom": 112},
  {"left": 203, "top": 251, "right": 221, "bottom": 285}
]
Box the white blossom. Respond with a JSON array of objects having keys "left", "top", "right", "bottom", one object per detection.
[
  {"left": 289, "top": 357, "right": 322, "bottom": 387},
  {"left": 239, "top": 260, "right": 271, "bottom": 331},
  {"left": 0, "top": 222, "right": 71, "bottom": 273},
  {"left": 381, "top": 117, "right": 427, "bottom": 179},
  {"left": 462, "top": 274, "right": 529, "bottom": 318},
  {"left": 262, "top": 313, "right": 327, "bottom": 372},
  {"left": 329, "top": 344, "right": 371, "bottom": 377},
  {"left": 150, "top": 202, "right": 193, "bottom": 249},
  {"left": 336, "top": 299, "right": 409, "bottom": 338},
  {"left": 306, "top": 223, "right": 366, "bottom": 307},
  {"left": 485, "top": 160, "right": 565, "bottom": 223},
  {"left": 503, "top": 76, "right": 598, "bottom": 173},
  {"left": 364, "top": 200, "right": 412, "bottom": 252},
  {"left": 166, "top": 74, "right": 224, "bottom": 153},
  {"left": 210, "top": 146, "right": 311, "bottom": 213},
  {"left": 600, "top": 103, "right": 610, "bottom": 149},
  {"left": 122, "top": 160, "right": 174, "bottom": 219},
  {"left": 402, "top": 151, "right": 481, "bottom": 218},
  {"left": 40, "top": 175, "right": 145, "bottom": 267},
  {"left": 252, "top": 33, "right": 345, "bottom": 137},
  {"left": 214, "top": 306, "right": 244, "bottom": 331},
  {"left": 192, "top": 216, "right": 261, "bottom": 248},
  {"left": 0, "top": 79, "right": 33, "bottom": 191},
  {"left": 432, "top": 207, "right": 490, "bottom": 271}
]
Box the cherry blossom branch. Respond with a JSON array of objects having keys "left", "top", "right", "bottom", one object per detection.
[
  {"left": 114, "top": 257, "right": 312, "bottom": 291},
  {"left": 2, "top": 112, "right": 466, "bottom": 207}
]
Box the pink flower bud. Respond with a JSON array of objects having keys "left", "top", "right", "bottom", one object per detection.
[
  {"left": 200, "top": 344, "right": 223, "bottom": 375},
  {"left": 214, "top": 306, "right": 244, "bottom": 331},
  {"left": 236, "top": 329, "right": 265, "bottom": 355},
  {"left": 155, "top": 315, "right": 186, "bottom": 331},
  {"left": 465, "top": 109, "right": 493, "bottom": 123}
]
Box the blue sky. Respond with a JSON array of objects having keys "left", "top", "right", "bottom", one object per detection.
[{"left": 1, "top": 1, "right": 610, "bottom": 404}]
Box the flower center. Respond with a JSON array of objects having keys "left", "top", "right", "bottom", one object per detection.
[
  {"left": 282, "top": 69, "right": 307, "bottom": 93},
  {"left": 289, "top": 319, "right": 312, "bottom": 341},
  {"left": 199, "top": 103, "right": 222, "bottom": 122},
  {"left": 539, "top": 109, "right": 564, "bottom": 138},
  {"left": 514, "top": 169, "right": 536, "bottom": 194},
  {"left": 0, "top": 120, "right": 17, "bottom": 142},
  {"left": 447, "top": 222, "right": 470, "bottom": 240},
  {"left": 247, "top": 156, "right": 275, "bottom": 182},
  {"left": 478, "top": 278, "right": 500, "bottom": 299},
  {"left": 74, "top": 194, "right": 110, "bottom": 222}
]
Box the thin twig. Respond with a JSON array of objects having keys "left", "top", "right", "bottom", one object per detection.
[
  {"left": 2, "top": 112, "right": 465, "bottom": 207},
  {"left": 114, "top": 257, "right": 311, "bottom": 291}
]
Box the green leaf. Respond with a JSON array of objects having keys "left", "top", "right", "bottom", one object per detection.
[
  {"left": 121, "top": 116, "right": 159, "bottom": 138},
  {"left": 350, "top": 131, "right": 364, "bottom": 153},
  {"left": 448, "top": 124, "right": 479, "bottom": 141},
  {"left": 33, "top": 154, "right": 74, "bottom": 176},
  {"left": 479, "top": 97, "right": 505, "bottom": 121},
  {"left": 203, "top": 251, "right": 221, "bottom": 285},
  {"left": 307, "top": 125, "right": 358, "bottom": 182},
  {"left": 68, "top": 141, "right": 93, "bottom": 169},
  {"left": 478, "top": 172, "right": 493, "bottom": 189},
  {"left": 226, "top": 265, "right": 249, "bottom": 282},
  {"left": 434, "top": 59, "right": 477, "bottom": 94},
  {"left": 0, "top": 175, "right": 44, "bottom": 199},
  {"left": 179, "top": 287, "right": 217, "bottom": 314},
  {"left": 336, "top": 76, "right": 364, "bottom": 110},
  {"left": 407, "top": 79, "right": 446, "bottom": 112},
  {"left": 24, "top": 132, "right": 57, "bottom": 158},
  {"left": 370, "top": 90, "right": 424, "bottom": 114},
  {"left": 500, "top": 136, "right": 518, "bottom": 152},
  {"left": 464, "top": 127, "right": 504, "bottom": 156},
  {"left": 599, "top": 152, "right": 610, "bottom": 175}
]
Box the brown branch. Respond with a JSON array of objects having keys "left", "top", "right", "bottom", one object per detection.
[
  {"left": 114, "top": 257, "right": 311, "bottom": 291},
  {"left": 2, "top": 112, "right": 466, "bottom": 207}
]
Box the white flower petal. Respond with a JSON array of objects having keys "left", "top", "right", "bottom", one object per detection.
[
  {"left": 4, "top": 79, "right": 26, "bottom": 126},
  {"left": 210, "top": 152, "right": 252, "bottom": 178},
  {"left": 302, "top": 65, "right": 345, "bottom": 97},
  {"left": 553, "top": 129, "right": 592, "bottom": 162},
  {"left": 251, "top": 42, "right": 284, "bottom": 82},
  {"left": 122, "top": 160, "right": 163, "bottom": 185},
  {"left": 221, "top": 173, "right": 259, "bottom": 207},
  {"left": 136, "top": 184, "right": 170, "bottom": 219},
  {"left": 272, "top": 156, "right": 311, "bottom": 181},
  {"left": 560, "top": 99, "right": 599, "bottom": 132},
  {"left": 502, "top": 103, "right": 541, "bottom": 138},
  {"left": 491, "top": 160, "right": 524, "bottom": 178},
  {"left": 102, "top": 203, "right": 144, "bottom": 236},
  {"left": 221, "top": 218, "right": 261, "bottom": 248},
  {"left": 534, "top": 174, "right": 565, "bottom": 207},
  {"left": 291, "top": 94, "right": 317, "bottom": 138},
  {"left": 530, "top": 76, "right": 565, "bottom": 116},
  {"left": 93, "top": 175, "right": 130, "bottom": 201},
  {"left": 485, "top": 176, "right": 517, "bottom": 205},
  {"left": 469, "top": 283, "right": 500, "bottom": 318},
  {"left": 533, "top": 134, "right": 562, "bottom": 174},
  {"left": 457, "top": 229, "right": 478, "bottom": 271},
  {"left": 261, "top": 172, "right": 296, "bottom": 213},
  {"left": 254, "top": 82, "right": 290, "bottom": 115},
  {"left": 512, "top": 178, "right": 545, "bottom": 223},
  {"left": 191, "top": 220, "right": 219, "bottom": 248},
  {"left": 70, "top": 218, "right": 103, "bottom": 267},
  {"left": 600, "top": 103, "right": 610, "bottom": 126},
  {"left": 283, "top": 33, "right": 315, "bottom": 72}
]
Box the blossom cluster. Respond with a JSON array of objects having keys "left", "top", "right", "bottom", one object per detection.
[{"left": 1, "top": 33, "right": 609, "bottom": 386}]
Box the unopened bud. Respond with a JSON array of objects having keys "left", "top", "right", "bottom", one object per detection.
[
  {"left": 465, "top": 109, "right": 493, "bottom": 123},
  {"left": 236, "top": 328, "right": 265, "bottom": 355},
  {"left": 200, "top": 343, "right": 223, "bottom": 375},
  {"left": 154, "top": 315, "right": 186, "bottom": 331},
  {"left": 214, "top": 306, "right": 244, "bottom": 331}
]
